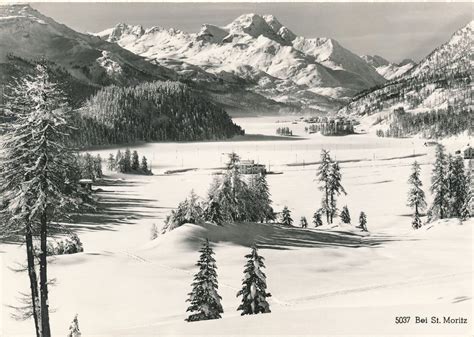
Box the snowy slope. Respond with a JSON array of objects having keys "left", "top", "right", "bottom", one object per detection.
[
  {"left": 361, "top": 55, "right": 415, "bottom": 80},
  {"left": 96, "top": 14, "right": 387, "bottom": 111},
  {"left": 340, "top": 20, "right": 472, "bottom": 137}
]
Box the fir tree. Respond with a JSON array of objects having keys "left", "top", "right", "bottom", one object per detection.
[
  {"left": 0, "top": 64, "right": 80, "bottom": 337},
  {"left": 107, "top": 153, "right": 116, "bottom": 171},
  {"left": 131, "top": 150, "right": 140, "bottom": 171},
  {"left": 150, "top": 223, "right": 158, "bottom": 240},
  {"left": 281, "top": 206, "right": 293, "bottom": 226},
  {"left": 300, "top": 216, "right": 308, "bottom": 228},
  {"left": 140, "top": 156, "right": 148, "bottom": 173},
  {"left": 429, "top": 144, "right": 449, "bottom": 220},
  {"left": 94, "top": 154, "right": 103, "bottom": 179},
  {"left": 185, "top": 239, "right": 223, "bottom": 322},
  {"left": 407, "top": 161, "right": 427, "bottom": 229},
  {"left": 446, "top": 156, "right": 469, "bottom": 217},
  {"left": 123, "top": 148, "right": 132, "bottom": 173},
  {"left": 340, "top": 206, "right": 351, "bottom": 224},
  {"left": 358, "top": 212, "right": 368, "bottom": 232},
  {"left": 313, "top": 211, "right": 323, "bottom": 227},
  {"left": 204, "top": 201, "right": 224, "bottom": 226},
  {"left": 328, "top": 161, "right": 346, "bottom": 223},
  {"left": 67, "top": 314, "right": 81, "bottom": 337},
  {"left": 237, "top": 245, "right": 271, "bottom": 315},
  {"left": 115, "top": 150, "right": 122, "bottom": 168},
  {"left": 317, "top": 150, "right": 332, "bottom": 224}
]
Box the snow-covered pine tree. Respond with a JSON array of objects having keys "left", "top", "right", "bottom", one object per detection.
[
  {"left": 107, "top": 153, "right": 116, "bottom": 171},
  {"left": 328, "top": 161, "right": 346, "bottom": 223},
  {"left": 446, "top": 155, "right": 469, "bottom": 217},
  {"left": 317, "top": 149, "right": 332, "bottom": 223},
  {"left": 0, "top": 64, "right": 80, "bottom": 337},
  {"left": 123, "top": 148, "right": 132, "bottom": 173},
  {"left": 140, "top": 156, "right": 148, "bottom": 174},
  {"left": 94, "top": 154, "right": 103, "bottom": 179},
  {"left": 248, "top": 173, "right": 274, "bottom": 222},
  {"left": 429, "top": 144, "right": 449, "bottom": 220},
  {"left": 67, "top": 314, "right": 81, "bottom": 337},
  {"left": 407, "top": 161, "right": 427, "bottom": 229},
  {"left": 281, "top": 206, "right": 293, "bottom": 226},
  {"left": 236, "top": 245, "right": 271, "bottom": 315},
  {"left": 131, "top": 150, "right": 140, "bottom": 171},
  {"left": 340, "top": 205, "right": 351, "bottom": 224},
  {"left": 300, "top": 216, "right": 308, "bottom": 228},
  {"left": 115, "top": 150, "right": 122, "bottom": 169},
  {"left": 150, "top": 223, "right": 158, "bottom": 240},
  {"left": 204, "top": 201, "right": 224, "bottom": 226},
  {"left": 185, "top": 239, "right": 223, "bottom": 322},
  {"left": 313, "top": 211, "right": 323, "bottom": 227},
  {"left": 358, "top": 212, "right": 368, "bottom": 232}
]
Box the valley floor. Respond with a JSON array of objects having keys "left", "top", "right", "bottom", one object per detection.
[{"left": 1, "top": 116, "right": 472, "bottom": 336}]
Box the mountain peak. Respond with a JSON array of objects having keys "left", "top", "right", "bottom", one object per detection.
[{"left": 107, "top": 23, "right": 145, "bottom": 42}]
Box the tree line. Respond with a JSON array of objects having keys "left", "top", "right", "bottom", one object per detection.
[
  {"left": 406, "top": 144, "right": 471, "bottom": 229},
  {"left": 106, "top": 149, "right": 152, "bottom": 175},
  {"left": 73, "top": 81, "right": 244, "bottom": 147},
  {"left": 376, "top": 106, "right": 472, "bottom": 139}
]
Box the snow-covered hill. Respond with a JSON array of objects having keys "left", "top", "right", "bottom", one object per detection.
[
  {"left": 96, "top": 14, "right": 386, "bottom": 112},
  {"left": 361, "top": 55, "right": 415, "bottom": 80}
]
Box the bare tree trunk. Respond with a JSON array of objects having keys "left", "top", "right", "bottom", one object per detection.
[
  {"left": 39, "top": 212, "right": 51, "bottom": 337},
  {"left": 25, "top": 223, "right": 41, "bottom": 337}
]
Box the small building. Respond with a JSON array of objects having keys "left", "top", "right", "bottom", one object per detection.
[
  {"left": 237, "top": 160, "right": 266, "bottom": 175},
  {"left": 463, "top": 145, "right": 474, "bottom": 159}
]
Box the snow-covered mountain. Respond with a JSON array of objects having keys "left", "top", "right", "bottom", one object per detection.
[
  {"left": 0, "top": 5, "right": 177, "bottom": 88},
  {"left": 96, "top": 14, "right": 386, "bottom": 112},
  {"left": 0, "top": 5, "right": 292, "bottom": 114},
  {"left": 361, "top": 55, "right": 415, "bottom": 80},
  {"left": 341, "top": 21, "right": 472, "bottom": 139}
]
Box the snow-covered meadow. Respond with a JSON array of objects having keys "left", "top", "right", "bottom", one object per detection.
[{"left": 1, "top": 116, "right": 472, "bottom": 336}]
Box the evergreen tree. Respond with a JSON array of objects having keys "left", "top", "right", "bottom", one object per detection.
[
  {"left": 204, "top": 201, "right": 224, "bottom": 226},
  {"left": 407, "top": 161, "right": 427, "bottom": 229},
  {"left": 446, "top": 156, "right": 469, "bottom": 217},
  {"left": 131, "top": 150, "right": 140, "bottom": 171},
  {"left": 317, "top": 150, "right": 333, "bottom": 223},
  {"left": 0, "top": 64, "right": 80, "bottom": 337},
  {"left": 115, "top": 150, "right": 123, "bottom": 168},
  {"left": 67, "top": 314, "right": 81, "bottom": 337},
  {"left": 313, "top": 211, "right": 323, "bottom": 227},
  {"left": 123, "top": 148, "right": 132, "bottom": 173},
  {"left": 300, "top": 216, "right": 308, "bottom": 228},
  {"left": 94, "top": 154, "right": 103, "bottom": 179},
  {"left": 328, "top": 161, "right": 346, "bottom": 223},
  {"left": 163, "top": 190, "right": 204, "bottom": 232},
  {"left": 237, "top": 245, "right": 271, "bottom": 315},
  {"left": 340, "top": 205, "right": 351, "bottom": 224},
  {"left": 248, "top": 173, "right": 274, "bottom": 223},
  {"left": 140, "top": 156, "right": 148, "bottom": 173},
  {"left": 150, "top": 223, "right": 158, "bottom": 240},
  {"left": 186, "top": 239, "right": 223, "bottom": 322},
  {"left": 358, "top": 212, "right": 368, "bottom": 232},
  {"left": 281, "top": 206, "right": 293, "bottom": 226},
  {"left": 429, "top": 144, "right": 449, "bottom": 220},
  {"left": 107, "top": 153, "right": 116, "bottom": 171},
  {"left": 82, "top": 153, "right": 96, "bottom": 181}
]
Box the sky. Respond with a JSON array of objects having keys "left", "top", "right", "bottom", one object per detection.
[{"left": 31, "top": 2, "right": 472, "bottom": 62}]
